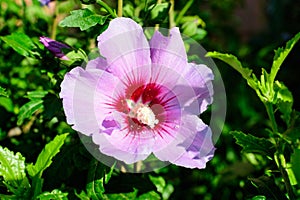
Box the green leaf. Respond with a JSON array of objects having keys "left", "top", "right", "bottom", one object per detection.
[
  {"left": 182, "top": 21, "right": 197, "bottom": 36},
  {"left": 0, "top": 87, "right": 8, "bottom": 97},
  {"left": 249, "top": 176, "right": 288, "bottom": 200},
  {"left": 75, "top": 190, "right": 90, "bottom": 200},
  {"left": 291, "top": 149, "right": 300, "bottom": 185},
  {"left": 0, "top": 97, "right": 14, "bottom": 112},
  {"left": 149, "top": 175, "right": 165, "bottom": 194},
  {"left": 206, "top": 52, "right": 259, "bottom": 91},
  {"left": 17, "top": 91, "right": 48, "bottom": 125},
  {"left": 85, "top": 160, "right": 115, "bottom": 199},
  {"left": 27, "top": 91, "right": 48, "bottom": 100},
  {"left": 0, "top": 32, "right": 37, "bottom": 57},
  {"left": 63, "top": 48, "right": 88, "bottom": 65},
  {"left": 231, "top": 131, "right": 275, "bottom": 157},
  {"left": 149, "top": 3, "right": 170, "bottom": 23},
  {"left": 274, "top": 81, "right": 293, "bottom": 125},
  {"left": 251, "top": 195, "right": 266, "bottom": 200},
  {"left": 103, "top": 189, "right": 138, "bottom": 200},
  {"left": 27, "top": 134, "right": 69, "bottom": 198},
  {"left": 86, "top": 161, "right": 105, "bottom": 200},
  {"left": 181, "top": 16, "right": 206, "bottom": 39},
  {"left": 270, "top": 32, "right": 300, "bottom": 84},
  {"left": 206, "top": 52, "right": 252, "bottom": 79},
  {"left": 136, "top": 191, "right": 161, "bottom": 200},
  {"left": 191, "top": 28, "right": 207, "bottom": 41},
  {"left": 0, "top": 146, "right": 30, "bottom": 196},
  {"left": 149, "top": 175, "right": 173, "bottom": 199},
  {"left": 59, "top": 9, "right": 107, "bottom": 31},
  {"left": 27, "top": 133, "right": 69, "bottom": 177},
  {"left": 17, "top": 100, "right": 43, "bottom": 125},
  {"left": 123, "top": 4, "right": 135, "bottom": 18},
  {"left": 285, "top": 111, "right": 300, "bottom": 140},
  {"left": 37, "top": 189, "right": 68, "bottom": 200}
]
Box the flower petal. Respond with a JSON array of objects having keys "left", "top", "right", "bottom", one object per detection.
[
  {"left": 173, "top": 126, "right": 215, "bottom": 169},
  {"left": 150, "top": 28, "right": 214, "bottom": 114},
  {"left": 92, "top": 112, "right": 154, "bottom": 164},
  {"left": 150, "top": 63, "right": 201, "bottom": 116},
  {"left": 97, "top": 18, "right": 151, "bottom": 81},
  {"left": 153, "top": 114, "right": 215, "bottom": 169},
  {"left": 85, "top": 57, "right": 109, "bottom": 71},
  {"left": 150, "top": 27, "right": 187, "bottom": 71},
  {"left": 60, "top": 67, "right": 118, "bottom": 135},
  {"left": 180, "top": 63, "right": 214, "bottom": 114}
]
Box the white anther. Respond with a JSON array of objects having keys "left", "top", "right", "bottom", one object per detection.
[{"left": 136, "top": 106, "right": 159, "bottom": 129}]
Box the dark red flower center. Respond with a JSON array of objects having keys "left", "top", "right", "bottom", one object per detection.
[{"left": 112, "top": 81, "right": 179, "bottom": 133}]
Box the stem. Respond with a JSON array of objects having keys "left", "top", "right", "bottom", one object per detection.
[
  {"left": 117, "top": 0, "right": 123, "bottom": 17},
  {"left": 265, "top": 102, "right": 295, "bottom": 199},
  {"left": 275, "top": 153, "right": 295, "bottom": 200},
  {"left": 50, "top": 3, "right": 59, "bottom": 40},
  {"left": 154, "top": 0, "right": 162, "bottom": 31},
  {"left": 96, "top": 0, "right": 117, "bottom": 18},
  {"left": 175, "top": 0, "right": 194, "bottom": 25},
  {"left": 264, "top": 102, "right": 278, "bottom": 133},
  {"left": 169, "top": 0, "right": 175, "bottom": 28}
]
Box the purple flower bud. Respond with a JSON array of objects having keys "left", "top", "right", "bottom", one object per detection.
[
  {"left": 39, "top": 0, "right": 54, "bottom": 6},
  {"left": 39, "top": 36, "right": 70, "bottom": 60}
]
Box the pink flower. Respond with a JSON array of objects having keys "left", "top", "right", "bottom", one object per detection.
[{"left": 60, "top": 18, "right": 215, "bottom": 169}]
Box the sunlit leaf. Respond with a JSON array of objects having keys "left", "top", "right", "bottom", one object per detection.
[
  {"left": 291, "top": 149, "right": 300, "bottom": 185},
  {"left": 103, "top": 189, "right": 138, "bottom": 200},
  {"left": 59, "top": 9, "right": 107, "bottom": 31},
  {"left": 274, "top": 81, "right": 293, "bottom": 125},
  {"left": 27, "top": 133, "right": 69, "bottom": 177},
  {"left": 37, "top": 189, "right": 68, "bottom": 200},
  {"left": 0, "top": 87, "right": 8, "bottom": 97},
  {"left": 75, "top": 190, "right": 90, "bottom": 200},
  {"left": 17, "top": 100, "right": 43, "bottom": 126},
  {"left": 84, "top": 159, "right": 115, "bottom": 199},
  {"left": 149, "top": 175, "right": 165, "bottom": 194},
  {"left": 251, "top": 195, "right": 267, "bottom": 200},
  {"left": 136, "top": 191, "right": 161, "bottom": 200},
  {"left": 206, "top": 52, "right": 258, "bottom": 91},
  {"left": 149, "top": 3, "right": 170, "bottom": 23},
  {"left": 0, "top": 32, "right": 37, "bottom": 57},
  {"left": 17, "top": 91, "right": 48, "bottom": 125},
  {"left": 206, "top": 52, "right": 251, "bottom": 79},
  {"left": 0, "top": 146, "right": 30, "bottom": 197},
  {"left": 191, "top": 28, "right": 207, "bottom": 40},
  {"left": 123, "top": 4, "right": 135, "bottom": 18},
  {"left": 231, "top": 131, "right": 275, "bottom": 157},
  {"left": 249, "top": 176, "right": 288, "bottom": 200},
  {"left": 270, "top": 32, "right": 300, "bottom": 84},
  {"left": 182, "top": 21, "right": 197, "bottom": 36},
  {"left": 27, "top": 134, "right": 69, "bottom": 198},
  {"left": 0, "top": 97, "right": 14, "bottom": 112},
  {"left": 27, "top": 91, "right": 48, "bottom": 100},
  {"left": 149, "top": 175, "right": 173, "bottom": 199}
]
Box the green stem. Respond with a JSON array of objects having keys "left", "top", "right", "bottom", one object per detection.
[
  {"left": 50, "top": 3, "right": 59, "bottom": 40},
  {"left": 169, "top": 0, "right": 175, "bottom": 28},
  {"left": 265, "top": 102, "right": 295, "bottom": 199},
  {"left": 275, "top": 152, "right": 295, "bottom": 200},
  {"left": 96, "top": 0, "right": 117, "bottom": 18},
  {"left": 117, "top": 0, "right": 123, "bottom": 17},
  {"left": 175, "top": 0, "right": 194, "bottom": 25},
  {"left": 264, "top": 102, "right": 278, "bottom": 133},
  {"left": 155, "top": 0, "right": 162, "bottom": 30}
]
